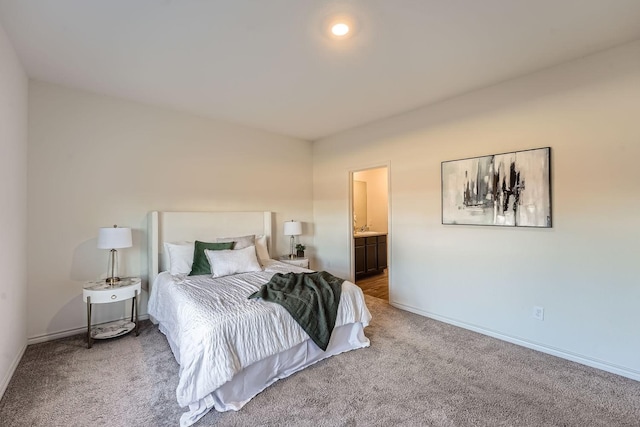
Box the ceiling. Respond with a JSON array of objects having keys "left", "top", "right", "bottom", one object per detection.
[{"left": 1, "top": 1, "right": 640, "bottom": 140}]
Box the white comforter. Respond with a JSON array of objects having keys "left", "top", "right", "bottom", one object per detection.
[{"left": 147, "top": 260, "right": 371, "bottom": 409}]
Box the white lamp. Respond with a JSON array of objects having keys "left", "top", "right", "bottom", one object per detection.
[
  {"left": 283, "top": 220, "right": 302, "bottom": 259},
  {"left": 97, "top": 225, "right": 132, "bottom": 285}
]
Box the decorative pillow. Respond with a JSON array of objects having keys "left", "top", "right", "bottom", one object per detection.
[
  {"left": 216, "top": 234, "right": 255, "bottom": 250},
  {"left": 189, "top": 241, "right": 234, "bottom": 276},
  {"left": 255, "top": 234, "right": 270, "bottom": 262},
  {"left": 205, "top": 245, "right": 262, "bottom": 278},
  {"left": 163, "top": 242, "right": 195, "bottom": 275}
]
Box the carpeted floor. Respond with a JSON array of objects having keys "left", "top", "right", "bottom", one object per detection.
[{"left": 1, "top": 296, "right": 639, "bottom": 427}]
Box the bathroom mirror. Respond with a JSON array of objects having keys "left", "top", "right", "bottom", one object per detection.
[{"left": 353, "top": 180, "right": 367, "bottom": 231}]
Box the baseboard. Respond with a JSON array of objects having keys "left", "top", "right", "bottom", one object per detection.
[
  {"left": 0, "top": 342, "right": 27, "bottom": 401},
  {"left": 27, "top": 314, "right": 150, "bottom": 345},
  {"left": 391, "top": 301, "right": 640, "bottom": 382}
]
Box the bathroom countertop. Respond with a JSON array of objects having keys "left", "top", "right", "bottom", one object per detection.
[{"left": 353, "top": 231, "right": 387, "bottom": 237}]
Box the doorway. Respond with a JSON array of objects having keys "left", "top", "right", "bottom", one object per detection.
[{"left": 350, "top": 165, "right": 390, "bottom": 301}]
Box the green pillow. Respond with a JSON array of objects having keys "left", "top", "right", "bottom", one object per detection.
[{"left": 189, "top": 241, "right": 234, "bottom": 276}]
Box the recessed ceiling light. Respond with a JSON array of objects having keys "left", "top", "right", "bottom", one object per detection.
[
  {"left": 331, "top": 23, "right": 350, "bottom": 37},
  {"left": 323, "top": 14, "right": 358, "bottom": 41}
]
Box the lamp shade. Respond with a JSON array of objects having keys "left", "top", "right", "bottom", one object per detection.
[
  {"left": 97, "top": 226, "right": 132, "bottom": 249},
  {"left": 283, "top": 221, "right": 302, "bottom": 236}
]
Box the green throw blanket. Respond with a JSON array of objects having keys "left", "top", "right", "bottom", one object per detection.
[{"left": 248, "top": 271, "right": 344, "bottom": 351}]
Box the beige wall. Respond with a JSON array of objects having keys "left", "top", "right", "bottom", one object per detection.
[
  {"left": 0, "top": 24, "right": 28, "bottom": 397},
  {"left": 313, "top": 40, "right": 640, "bottom": 380},
  {"left": 27, "top": 81, "right": 313, "bottom": 341}
]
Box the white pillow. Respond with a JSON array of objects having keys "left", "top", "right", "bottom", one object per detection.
[
  {"left": 163, "top": 242, "right": 194, "bottom": 275},
  {"left": 255, "top": 234, "right": 270, "bottom": 262},
  {"left": 205, "top": 245, "right": 262, "bottom": 278},
  {"left": 217, "top": 233, "right": 270, "bottom": 265},
  {"left": 216, "top": 234, "right": 255, "bottom": 250}
]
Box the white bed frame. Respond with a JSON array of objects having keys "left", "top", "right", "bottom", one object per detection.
[{"left": 147, "top": 211, "right": 272, "bottom": 288}]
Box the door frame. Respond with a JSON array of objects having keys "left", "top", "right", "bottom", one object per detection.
[{"left": 348, "top": 163, "right": 391, "bottom": 293}]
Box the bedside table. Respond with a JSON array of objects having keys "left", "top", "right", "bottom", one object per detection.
[
  {"left": 83, "top": 277, "right": 141, "bottom": 349},
  {"left": 279, "top": 256, "right": 310, "bottom": 269}
]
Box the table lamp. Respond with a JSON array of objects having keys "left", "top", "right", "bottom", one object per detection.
[
  {"left": 97, "top": 225, "right": 132, "bottom": 285},
  {"left": 283, "top": 220, "right": 302, "bottom": 259}
]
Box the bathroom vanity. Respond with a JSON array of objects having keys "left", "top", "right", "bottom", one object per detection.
[{"left": 354, "top": 232, "right": 387, "bottom": 280}]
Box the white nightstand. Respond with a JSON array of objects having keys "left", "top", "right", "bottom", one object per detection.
[
  {"left": 279, "top": 256, "right": 310, "bottom": 269},
  {"left": 82, "top": 277, "right": 141, "bottom": 349}
]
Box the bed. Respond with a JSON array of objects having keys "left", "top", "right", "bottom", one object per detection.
[{"left": 146, "top": 211, "right": 372, "bottom": 426}]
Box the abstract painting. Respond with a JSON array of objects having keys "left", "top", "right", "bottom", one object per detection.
[{"left": 441, "top": 147, "right": 551, "bottom": 227}]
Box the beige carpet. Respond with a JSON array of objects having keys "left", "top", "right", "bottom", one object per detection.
[{"left": 1, "top": 296, "right": 639, "bottom": 426}]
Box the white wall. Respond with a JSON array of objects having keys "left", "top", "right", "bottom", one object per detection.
[
  {"left": 313, "top": 40, "right": 640, "bottom": 380},
  {"left": 28, "top": 81, "right": 313, "bottom": 341},
  {"left": 0, "top": 24, "right": 28, "bottom": 397}
]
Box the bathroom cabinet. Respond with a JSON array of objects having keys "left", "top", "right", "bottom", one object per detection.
[{"left": 354, "top": 234, "right": 387, "bottom": 279}]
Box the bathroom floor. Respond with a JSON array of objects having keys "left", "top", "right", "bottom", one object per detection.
[{"left": 355, "top": 269, "right": 388, "bottom": 301}]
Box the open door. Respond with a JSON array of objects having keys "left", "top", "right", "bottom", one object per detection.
[{"left": 350, "top": 165, "right": 390, "bottom": 301}]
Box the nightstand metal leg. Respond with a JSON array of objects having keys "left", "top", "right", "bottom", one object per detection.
[
  {"left": 134, "top": 289, "right": 140, "bottom": 336},
  {"left": 86, "top": 296, "right": 92, "bottom": 349}
]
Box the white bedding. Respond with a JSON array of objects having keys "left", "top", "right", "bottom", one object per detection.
[{"left": 148, "top": 259, "right": 371, "bottom": 425}]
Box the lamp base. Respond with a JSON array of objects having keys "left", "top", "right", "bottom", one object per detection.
[
  {"left": 105, "top": 249, "right": 121, "bottom": 287},
  {"left": 105, "top": 276, "right": 121, "bottom": 286},
  {"left": 289, "top": 234, "right": 296, "bottom": 260}
]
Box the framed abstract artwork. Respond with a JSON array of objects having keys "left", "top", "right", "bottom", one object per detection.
[{"left": 441, "top": 147, "right": 551, "bottom": 227}]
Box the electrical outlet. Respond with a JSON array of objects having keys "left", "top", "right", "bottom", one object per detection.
[{"left": 533, "top": 306, "right": 544, "bottom": 321}]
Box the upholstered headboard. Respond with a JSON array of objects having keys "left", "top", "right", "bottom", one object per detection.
[{"left": 147, "top": 211, "right": 273, "bottom": 289}]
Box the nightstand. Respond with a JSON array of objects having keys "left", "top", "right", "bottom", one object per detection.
[
  {"left": 82, "top": 277, "right": 141, "bottom": 349},
  {"left": 279, "top": 256, "right": 310, "bottom": 269}
]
